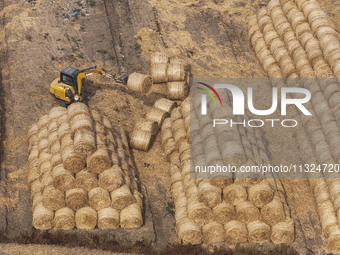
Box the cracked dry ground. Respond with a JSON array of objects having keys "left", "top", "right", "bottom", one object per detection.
[{"left": 0, "top": 0, "right": 340, "bottom": 254}]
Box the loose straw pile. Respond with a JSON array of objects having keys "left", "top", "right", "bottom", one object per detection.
[{"left": 28, "top": 104, "right": 143, "bottom": 230}]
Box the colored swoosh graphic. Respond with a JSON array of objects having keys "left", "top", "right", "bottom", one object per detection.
[
  {"left": 197, "top": 87, "right": 217, "bottom": 105},
  {"left": 197, "top": 82, "right": 223, "bottom": 106}
]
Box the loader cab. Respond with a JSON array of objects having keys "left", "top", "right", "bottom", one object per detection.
[{"left": 60, "top": 66, "right": 79, "bottom": 93}]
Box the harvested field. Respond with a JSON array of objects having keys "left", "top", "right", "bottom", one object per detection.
[{"left": 0, "top": 0, "right": 340, "bottom": 254}]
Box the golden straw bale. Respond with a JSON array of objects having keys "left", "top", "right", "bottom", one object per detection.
[
  {"left": 28, "top": 161, "right": 40, "bottom": 184},
  {"left": 51, "top": 152, "right": 62, "bottom": 169},
  {"left": 120, "top": 203, "right": 143, "bottom": 229},
  {"left": 52, "top": 164, "right": 75, "bottom": 191},
  {"left": 248, "top": 181, "right": 274, "bottom": 208},
  {"left": 327, "top": 226, "right": 340, "bottom": 253},
  {"left": 111, "top": 184, "right": 134, "bottom": 210},
  {"left": 67, "top": 102, "right": 90, "bottom": 121},
  {"left": 49, "top": 106, "right": 67, "bottom": 121},
  {"left": 162, "top": 138, "right": 176, "bottom": 159},
  {"left": 223, "top": 184, "right": 247, "bottom": 206},
  {"left": 150, "top": 52, "right": 168, "bottom": 64},
  {"left": 224, "top": 220, "right": 248, "bottom": 244},
  {"left": 271, "top": 219, "right": 294, "bottom": 244},
  {"left": 38, "top": 139, "right": 49, "bottom": 153},
  {"left": 75, "top": 169, "right": 98, "bottom": 191},
  {"left": 56, "top": 113, "right": 68, "bottom": 127},
  {"left": 198, "top": 182, "right": 222, "bottom": 208},
  {"left": 61, "top": 146, "right": 86, "bottom": 173},
  {"left": 154, "top": 98, "right": 177, "bottom": 113},
  {"left": 65, "top": 188, "right": 88, "bottom": 211},
  {"left": 54, "top": 207, "right": 75, "bottom": 230},
  {"left": 40, "top": 171, "right": 53, "bottom": 188},
  {"left": 236, "top": 201, "right": 260, "bottom": 224},
  {"left": 69, "top": 113, "right": 93, "bottom": 135},
  {"left": 30, "top": 179, "right": 43, "bottom": 197},
  {"left": 130, "top": 129, "right": 152, "bottom": 151},
  {"left": 38, "top": 115, "right": 49, "bottom": 129},
  {"left": 202, "top": 221, "right": 225, "bottom": 244},
  {"left": 176, "top": 218, "right": 202, "bottom": 245},
  {"left": 32, "top": 203, "right": 54, "bottom": 230},
  {"left": 87, "top": 147, "right": 111, "bottom": 174},
  {"left": 98, "top": 207, "right": 120, "bottom": 229},
  {"left": 58, "top": 123, "right": 71, "bottom": 141},
  {"left": 89, "top": 187, "right": 111, "bottom": 211},
  {"left": 151, "top": 63, "right": 168, "bottom": 83},
  {"left": 42, "top": 185, "right": 65, "bottom": 211},
  {"left": 319, "top": 200, "right": 338, "bottom": 239},
  {"left": 127, "top": 72, "right": 152, "bottom": 93},
  {"left": 261, "top": 197, "right": 285, "bottom": 226},
  {"left": 146, "top": 108, "right": 169, "bottom": 127},
  {"left": 75, "top": 207, "right": 97, "bottom": 230},
  {"left": 213, "top": 202, "right": 234, "bottom": 224},
  {"left": 73, "top": 129, "right": 96, "bottom": 156},
  {"left": 32, "top": 193, "right": 43, "bottom": 211},
  {"left": 247, "top": 220, "right": 271, "bottom": 243},
  {"left": 167, "top": 81, "right": 189, "bottom": 100},
  {"left": 98, "top": 166, "right": 123, "bottom": 192},
  {"left": 135, "top": 119, "right": 159, "bottom": 135},
  {"left": 188, "top": 201, "right": 212, "bottom": 225},
  {"left": 167, "top": 63, "right": 185, "bottom": 82}
]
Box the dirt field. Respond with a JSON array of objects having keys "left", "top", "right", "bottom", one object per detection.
[{"left": 0, "top": 0, "right": 340, "bottom": 254}]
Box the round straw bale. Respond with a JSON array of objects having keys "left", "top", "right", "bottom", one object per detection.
[
  {"left": 28, "top": 146, "right": 39, "bottom": 165},
  {"left": 213, "top": 202, "right": 234, "bottom": 224},
  {"left": 169, "top": 151, "right": 180, "bottom": 166},
  {"left": 49, "top": 106, "right": 66, "bottom": 121},
  {"left": 99, "top": 166, "right": 123, "bottom": 192},
  {"left": 75, "top": 207, "right": 97, "bottom": 230},
  {"left": 135, "top": 119, "right": 159, "bottom": 135},
  {"left": 32, "top": 202, "right": 54, "bottom": 230},
  {"left": 161, "top": 128, "right": 173, "bottom": 145},
  {"left": 58, "top": 122, "right": 71, "bottom": 141},
  {"left": 127, "top": 72, "right": 152, "bottom": 93},
  {"left": 173, "top": 127, "right": 187, "bottom": 146},
  {"left": 202, "top": 221, "right": 225, "bottom": 244},
  {"left": 38, "top": 115, "right": 49, "bottom": 129},
  {"left": 73, "top": 129, "right": 96, "bottom": 156},
  {"left": 47, "top": 121, "right": 58, "bottom": 133},
  {"left": 224, "top": 220, "right": 248, "bottom": 244},
  {"left": 319, "top": 200, "right": 338, "bottom": 239},
  {"left": 67, "top": 102, "right": 90, "bottom": 121},
  {"left": 28, "top": 161, "right": 40, "bottom": 184},
  {"left": 261, "top": 197, "right": 285, "bottom": 226},
  {"left": 42, "top": 185, "right": 65, "bottom": 211},
  {"left": 90, "top": 109, "right": 102, "bottom": 123},
  {"left": 162, "top": 118, "right": 172, "bottom": 132},
  {"left": 98, "top": 207, "right": 120, "bottom": 229},
  {"left": 32, "top": 193, "right": 43, "bottom": 211},
  {"left": 51, "top": 152, "right": 62, "bottom": 168},
  {"left": 62, "top": 146, "right": 86, "bottom": 173},
  {"left": 30, "top": 179, "right": 43, "bottom": 197},
  {"left": 111, "top": 184, "right": 134, "bottom": 210},
  {"left": 188, "top": 201, "right": 212, "bottom": 225},
  {"left": 102, "top": 116, "right": 112, "bottom": 130},
  {"left": 38, "top": 139, "right": 49, "bottom": 153},
  {"left": 54, "top": 207, "right": 75, "bottom": 230},
  {"left": 66, "top": 188, "right": 88, "bottom": 211},
  {"left": 170, "top": 107, "right": 182, "bottom": 122},
  {"left": 167, "top": 63, "right": 185, "bottom": 82},
  {"left": 176, "top": 218, "right": 202, "bottom": 245},
  {"left": 120, "top": 203, "right": 143, "bottom": 229},
  {"left": 168, "top": 81, "right": 189, "bottom": 100},
  {"left": 87, "top": 148, "right": 111, "bottom": 174},
  {"left": 150, "top": 52, "right": 168, "bottom": 64},
  {"left": 89, "top": 187, "right": 111, "bottom": 211},
  {"left": 327, "top": 227, "right": 340, "bottom": 253},
  {"left": 248, "top": 181, "right": 274, "bottom": 208},
  {"left": 162, "top": 138, "right": 176, "bottom": 159},
  {"left": 223, "top": 184, "right": 247, "bottom": 206},
  {"left": 52, "top": 164, "right": 75, "bottom": 191},
  {"left": 57, "top": 113, "right": 68, "bottom": 127},
  {"left": 40, "top": 171, "right": 53, "bottom": 188},
  {"left": 198, "top": 182, "right": 222, "bottom": 208},
  {"left": 130, "top": 129, "right": 152, "bottom": 151},
  {"left": 180, "top": 149, "right": 190, "bottom": 162},
  {"left": 247, "top": 220, "right": 271, "bottom": 243},
  {"left": 75, "top": 169, "right": 97, "bottom": 191},
  {"left": 271, "top": 219, "right": 294, "bottom": 244},
  {"left": 69, "top": 113, "right": 93, "bottom": 134},
  {"left": 172, "top": 118, "right": 185, "bottom": 133},
  {"left": 151, "top": 63, "right": 168, "bottom": 83},
  {"left": 154, "top": 98, "right": 177, "bottom": 113},
  {"left": 28, "top": 124, "right": 39, "bottom": 140},
  {"left": 146, "top": 108, "right": 169, "bottom": 127},
  {"left": 236, "top": 201, "right": 260, "bottom": 224}
]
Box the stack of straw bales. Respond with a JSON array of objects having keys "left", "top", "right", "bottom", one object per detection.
[
  {"left": 248, "top": 0, "right": 340, "bottom": 252},
  {"left": 130, "top": 98, "right": 176, "bottom": 151},
  {"left": 150, "top": 52, "right": 190, "bottom": 100},
  {"left": 28, "top": 103, "right": 143, "bottom": 230},
  {"left": 160, "top": 95, "right": 294, "bottom": 245}
]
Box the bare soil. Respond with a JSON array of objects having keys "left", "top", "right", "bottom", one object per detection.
[{"left": 0, "top": 0, "right": 340, "bottom": 254}]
